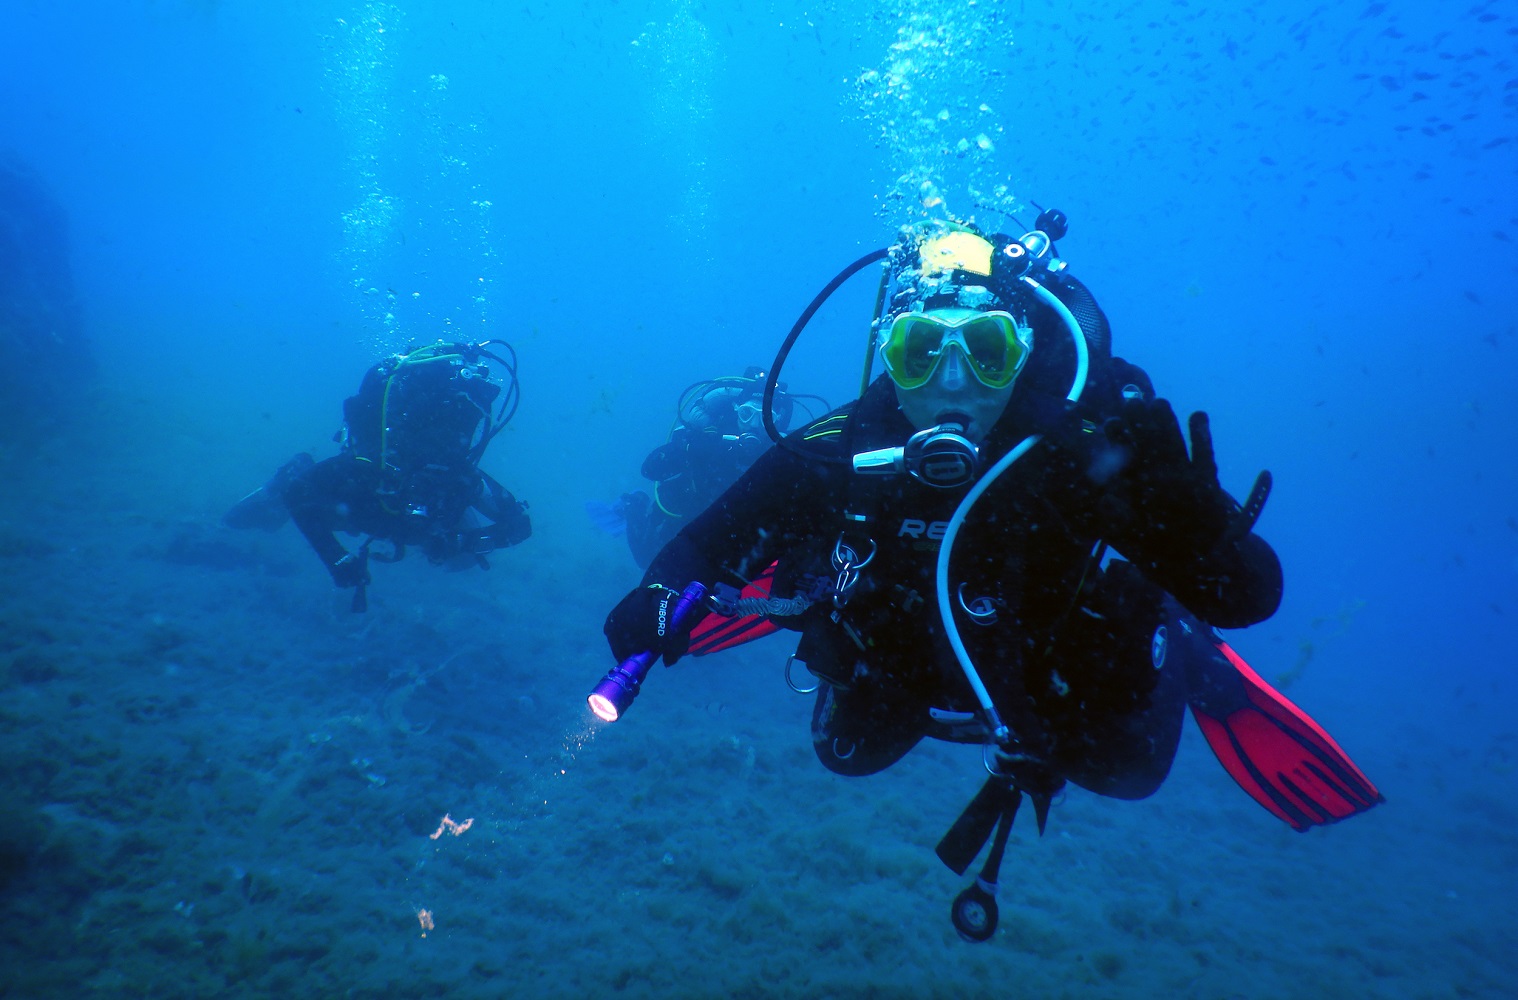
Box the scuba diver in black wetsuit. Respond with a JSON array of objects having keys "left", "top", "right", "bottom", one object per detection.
[
  {"left": 615, "top": 368, "right": 820, "bottom": 568},
  {"left": 595, "top": 213, "right": 1381, "bottom": 940},
  {"left": 225, "top": 341, "right": 531, "bottom": 611}
]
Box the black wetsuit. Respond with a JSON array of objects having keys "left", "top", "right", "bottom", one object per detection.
[
  {"left": 624, "top": 427, "right": 768, "bottom": 569},
  {"left": 285, "top": 457, "right": 529, "bottom": 574},
  {"left": 620, "top": 357, "right": 1281, "bottom": 799},
  {"left": 284, "top": 348, "right": 531, "bottom": 581}
]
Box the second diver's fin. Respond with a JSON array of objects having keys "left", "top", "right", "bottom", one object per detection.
[
  {"left": 223, "top": 485, "right": 290, "bottom": 531},
  {"left": 222, "top": 453, "right": 314, "bottom": 532},
  {"left": 584, "top": 497, "right": 630, "bottom": 538},
  {"left": 1190, "top": 640, "right": 1384, "bottom": 831}
]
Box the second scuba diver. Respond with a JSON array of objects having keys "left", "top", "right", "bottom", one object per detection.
[
  {"left": 225, "top": 340, "right": 531, "bottom": 611},
  {"left": 595, "top": 213, "right": 1382, "bottom": 940}
]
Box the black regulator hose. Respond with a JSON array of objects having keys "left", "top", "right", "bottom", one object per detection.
[{"left": 762, "top": 248, "right": 890, "bottom": 463}]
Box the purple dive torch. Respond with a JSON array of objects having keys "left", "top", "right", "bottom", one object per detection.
[{"left": 588, "top": 581, "right": 708, "bottom": 723}]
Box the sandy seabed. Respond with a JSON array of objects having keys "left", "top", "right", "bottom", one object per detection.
[{"left": 1, "top": 393, "right": 1513, "bottom": 1000}]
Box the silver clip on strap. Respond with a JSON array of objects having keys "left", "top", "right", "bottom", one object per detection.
[{"left": 830, "top": 536, "right": 876, "bottom": 609}]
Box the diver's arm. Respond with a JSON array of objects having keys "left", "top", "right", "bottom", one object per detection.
[
  {"left": 606, "top": 441, "right": 829, "bottom": 663},
  {"left": 1123, "top": 526, "right": 1282, "bottom": 629},
  {"left": 639, "top": 438, "right": 827, "bottom": 591},
  {"left": 472, "top": 471, "right": 532, "bottom": 549},
  {"left": 283, "top": 458, "right": 359, "bottom": 580},
  {"left": 640, "top": 439, "right": 687, "bottom": 481},
  {"left": 606, "top": 402, "right": 851, "bottom": 664}
]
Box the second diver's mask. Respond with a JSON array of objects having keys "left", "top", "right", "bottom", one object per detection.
[
  {"left": 735, "top": 398, "right": 764, "bottom": 436},
  {"left": 679, "top": 370, "right": 789, "bottom": 441}
]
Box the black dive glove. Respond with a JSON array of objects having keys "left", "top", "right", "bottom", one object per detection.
[
  {"left": 1101, "top": 399, "right": 1262, "bottom": 561},
  {"left": 731, "top": 432, "right": 767, "bottom": 463},
  {"left": 330, "top": 551, "right": 370, "bottom": 589},
  {"left": 604, "top": 583, "right": 706, "bottom": 665}
]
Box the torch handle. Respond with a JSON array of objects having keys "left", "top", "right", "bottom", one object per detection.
[
  {"left": 614, "top": 581, "right": 708, "bottom": 672},
  {"left": 589, "top": 581, "right": 709, "bottom": 722}
]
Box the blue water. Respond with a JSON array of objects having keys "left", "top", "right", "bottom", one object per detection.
[{"left": 2, "top": 1, "right": 1515, "bottom": 997}]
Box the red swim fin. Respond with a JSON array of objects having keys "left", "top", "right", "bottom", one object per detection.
[
  {"left": 1190, "top": 641, "right": 1384, "bottom": 831},
  {"left": 688, "top": 562, "right": 782, "bottom": 656}
]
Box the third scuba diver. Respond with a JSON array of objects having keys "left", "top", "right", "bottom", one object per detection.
[{"left": 612, "top": 367, "right": 820, "bottom": 568}]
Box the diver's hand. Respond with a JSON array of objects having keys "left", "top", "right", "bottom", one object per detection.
[
  {"left": 1102, "top": 400, "right": 1236, "bottom": 557},
  {"left": 329, "top": 552, "right": 370, "bottom": 589},
  {"left": 731, "top": 432, "right": 768, "bottom": 462},
  {"left": 684, "top": 428, "right": 731, "bottom": 464},
  {"left": 604, "top": 583, "right": 701, "bottom": 665}
]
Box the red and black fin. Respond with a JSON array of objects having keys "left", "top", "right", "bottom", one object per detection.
[
  {"left": 688, "top": 562, "right": 783, "bottom": 656},
  {"left": 1190, "top": 641, "right": 1384, "bottom": 830}
]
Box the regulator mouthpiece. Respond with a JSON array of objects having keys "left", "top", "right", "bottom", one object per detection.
[{"left": 853, "top": 417, "right": 979, "bottom": 489}]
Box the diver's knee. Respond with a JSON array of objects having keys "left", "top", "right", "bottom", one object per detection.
[{"left": 809, "top": 685, "right": 923, "bottom": 777}]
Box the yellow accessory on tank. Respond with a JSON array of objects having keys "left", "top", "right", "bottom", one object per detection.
[{"left": 917, "top": 229, "right": 995, "bottom": 278}]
